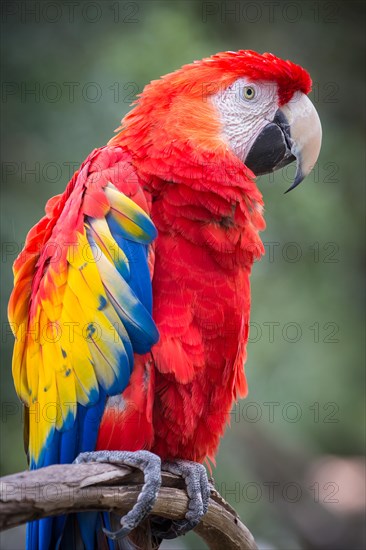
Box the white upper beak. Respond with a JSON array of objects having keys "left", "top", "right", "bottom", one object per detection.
[{"left": 280, "top": 91, "right": 322, "bottom": 191}]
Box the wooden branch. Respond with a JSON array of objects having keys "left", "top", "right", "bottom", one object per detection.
[{"left": 0, "top": 463, "right": 257, "bottom": 550}]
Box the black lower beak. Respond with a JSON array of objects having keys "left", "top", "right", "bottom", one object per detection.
[
  {"left": 244, "top": 92, "right": 322, "bottom": 193},
  {"left": 245, "top": 110, "right": 296, "bottom": 180}
]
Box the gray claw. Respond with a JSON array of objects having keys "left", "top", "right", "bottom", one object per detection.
[
  {"left": 152, "top": 460, "right": 210, "bottom": 539},
  {"left": 74, "top": 450, "right": 161, "bottom": 540}
]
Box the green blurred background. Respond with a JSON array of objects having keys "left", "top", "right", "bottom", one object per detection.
[{"left": 1, "top": 1, "right": 365, "bottom": 548}]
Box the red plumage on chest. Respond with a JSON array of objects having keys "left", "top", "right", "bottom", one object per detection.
[
  {"left": 98, "top": 169, "right": 265, "bottom": 464},
  {"left": 150, "top": 180, "right": 262, "bottom": 462}
]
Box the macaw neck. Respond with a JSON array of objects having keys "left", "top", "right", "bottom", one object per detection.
[
  {"left": 109, "top": 132, "right": 266, "bottom": 267},
  {"left": 111, "top": 127, "right": 262, "bottom": 200}
]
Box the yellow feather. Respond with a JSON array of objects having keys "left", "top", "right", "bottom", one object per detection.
[
  {"left": 12, "top": 333, "right": 30, "bottom": 404},
  {"left": 110, "top": 209, "right": 146, "bottom": 240},
  {"left": 67, "top": 232, "right": 107, "bottom": 311},
  {"left": 86, "top": 217, "right": 129, "bottom": 271},
  {"left": 55, "top": 368, "right": 76, "bottom": 431},
  {"left": 62, "top": 286, "right": 99, "bottom": 403},
  {"left": 105, "top": 184, "right": 151, "bottom": 240},
  {"left": 105, "top": 183, "right": 148, "bottom": 220},
  {"left": 26, "top": 337, "right": 41, "bottom": 404}
]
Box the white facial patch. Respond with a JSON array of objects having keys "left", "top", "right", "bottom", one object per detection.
[{"left": 210, "top": 78, "right": 279, "bottom": 163}]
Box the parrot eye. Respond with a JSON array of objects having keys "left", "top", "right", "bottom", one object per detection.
[{"left": 243, "top": 86, "right": 256, "bottom": 100}]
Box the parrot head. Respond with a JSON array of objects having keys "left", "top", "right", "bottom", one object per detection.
[{"left": 113, "top": 50, "right": 322, "bottom": 192}]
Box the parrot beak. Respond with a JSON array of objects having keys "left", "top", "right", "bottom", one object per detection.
[{"left": 245, "top": 92, "right": 322, "bottom": 192}]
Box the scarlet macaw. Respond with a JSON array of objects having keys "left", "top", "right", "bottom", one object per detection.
[{"left": 8, "top": 50, "right": 322, "bottom": 549}]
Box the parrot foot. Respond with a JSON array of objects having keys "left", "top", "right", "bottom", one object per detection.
[
  {"left": 74, "top": 450, "right": 161, "bottom": 540},
  {"left": 151, "top": 460, "right": 210, "bottom": 539}
]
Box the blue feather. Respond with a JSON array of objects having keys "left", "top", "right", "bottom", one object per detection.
[
  {"left": 39, "top": 519, "right": 53, "bottom": 550},
  {"left": 26, "top": 520, "right": 38, "bottom": 550},
  {"left": 79, "top": 389, "right": 107, "bottom": 453},
  {"left": 59, "top": 419, "right": 78, "bottom": 464},
  {"left": 107, "top": 214, "right": 154, "bottom": 307},
  {"left": 77, "top": 512, "right": 99, "bottom": 550}
]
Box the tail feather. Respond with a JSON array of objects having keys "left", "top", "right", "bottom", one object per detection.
[
  {"left": 57, "top": 516, "right": 84, "bottom": 550},
  {"left": 26, "top": 506, "right": 147, "bottom": 549},
  {"left": 77, "top": 512, "right": 100, "bottom": 550}
]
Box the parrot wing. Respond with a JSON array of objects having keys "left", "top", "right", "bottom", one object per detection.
[{"left": 8, "top": 145, "right": 159, "bottom": 471}]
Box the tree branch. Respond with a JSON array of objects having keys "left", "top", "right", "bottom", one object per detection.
[{"left": 0, "top": 463, "right": 257, "bottom": 550}]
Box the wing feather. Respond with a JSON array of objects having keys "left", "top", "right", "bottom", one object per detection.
[{"left": 8, "top": 145, "right": 159, "bottom": 469}]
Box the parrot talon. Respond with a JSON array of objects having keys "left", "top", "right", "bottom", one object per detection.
[
  {"left": 102, "top": 525, "right": 129, "bottom": 541},
  {"left": 151, "top": 460, "right": 210, "bottom": 539},
  {"left": 74, "top": 450, "right": 161, "bottom": 539}
]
